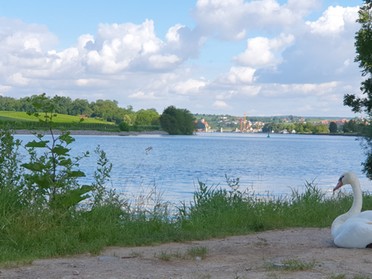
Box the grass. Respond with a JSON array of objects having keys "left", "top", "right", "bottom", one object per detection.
[
  {"left": 0, "top": 178, "right": 366, "bottom": 265},
  {"left": 0, "top": 111, "right": 113, "bottom": 124},
  {"left": 155, "top": 246, "right": 208, "bottom": 261},
  {"left": 327, "top": 276, "right": 372, "bottom": 279},
  {"left": 266, "top": 258, "right": 316, "bottom": 271}
]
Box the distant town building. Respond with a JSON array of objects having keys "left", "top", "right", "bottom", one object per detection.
[{"left": 195, "top": 118, "right": 210, "bottom": 132}]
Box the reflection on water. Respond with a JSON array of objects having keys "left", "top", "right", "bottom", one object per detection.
[{"left": 15, "top": 132, "right": 369, "bottom": 203}]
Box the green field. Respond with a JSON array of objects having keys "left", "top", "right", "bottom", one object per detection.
[{"left": 0, "top": 111, "right": 114, "bottom": 124}]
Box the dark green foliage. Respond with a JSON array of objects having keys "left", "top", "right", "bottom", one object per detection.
[
  {"left": 0, "top": 129, "right": 24, "bottom": 220},
  {"left": 21, "top": 96, "right": 92, "bottom": 210},
  {"left": 119, "top": 121, "right": 130, "bottom": 131},
  {"left": 160, "top": 106, "right": 195, "bottom": 135},
  {"left": 0, "top": 129, "right": 23, "bottom": 190},
  {"left": 329, "top": 121, "right": 338, "bottom": 133},
  {"left": 343, "top": 1, "right": 372, "bottom": 178}
]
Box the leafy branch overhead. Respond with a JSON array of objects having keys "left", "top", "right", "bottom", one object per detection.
[{"left": 343, "top": 0, "right": 372, "bottom": 178}]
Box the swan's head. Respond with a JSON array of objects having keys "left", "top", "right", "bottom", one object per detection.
[{"left": 333, "top": 172, "right": 358, "bottom": 192}]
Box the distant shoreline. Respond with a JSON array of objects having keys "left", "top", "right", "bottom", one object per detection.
[
  {"left": 13, "top": 129, "right": 169, "bottom": 136},
  {"left": 12, "top": 130, "right": 360, "bottom": 137}
]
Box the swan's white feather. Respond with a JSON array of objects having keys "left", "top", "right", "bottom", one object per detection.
[
  {"left": 332, "top": 172, "right": 372, "bottom": 248},
  {"left": 333, "top": 216, "right": 372, "bottom": 248}
]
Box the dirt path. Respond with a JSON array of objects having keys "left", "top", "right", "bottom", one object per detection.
[{"left": 1, "top": 228, "right": 372, "bottom": 279}]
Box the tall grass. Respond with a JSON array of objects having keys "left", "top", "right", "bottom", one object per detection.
[{"left": 0, "top": 175, "right": 366, "bottom": 264}]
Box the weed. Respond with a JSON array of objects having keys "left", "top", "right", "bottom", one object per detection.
[
  {"left": 327, "top": 275, "right": 346, "bottom": 279},
  {"left": 186, "top": 246, "right": 208, "bottom": 259},
  {"left": 154, "top": 246, "right": 207, "bottom": 261},
  {"left": 266, "top": 258, "right": 316, "bottom": 271},
  {"left": 155, "top": 250, "right": 173, "bottom": 261}
]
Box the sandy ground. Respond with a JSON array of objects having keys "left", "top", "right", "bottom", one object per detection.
[{"left": 1, "top": 228, "right": 372, "bottom": 279}]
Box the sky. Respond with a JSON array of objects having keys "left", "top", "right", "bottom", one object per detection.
[{"left": 0, "top": 0, "right": 366, "bottom": 117}]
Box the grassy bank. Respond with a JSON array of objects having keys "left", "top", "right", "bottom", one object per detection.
[
  {"left": 0, "top": 111, "right": 111, "bottom": 124},
  {"left": 0, "top": 179, "right": 369, "bottom": 265}
]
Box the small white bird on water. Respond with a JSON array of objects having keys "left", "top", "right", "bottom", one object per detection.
[{"left": 331, "top": 171, "right": 372, "bottom": 248}]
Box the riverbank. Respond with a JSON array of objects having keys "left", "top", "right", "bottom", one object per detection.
[{"left": 12, "top": 129, "right": 169, "bottom": 136}]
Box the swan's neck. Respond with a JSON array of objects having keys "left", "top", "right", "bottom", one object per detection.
[
  {"left": 331, "top": 179, "right": 363, "bottom": 237},
  {"left": 349, "top": 180, "right": 363, "bottom": 215}
]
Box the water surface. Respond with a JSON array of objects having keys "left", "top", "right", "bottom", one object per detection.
[{"left": 16, "top": 132, "right": 369, "bottom": 203}]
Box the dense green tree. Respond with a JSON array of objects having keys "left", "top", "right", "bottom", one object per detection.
[
  {"left": 51, "top": 95, "right": 72, "bottom": 115},
  {"left": 0, "top": 96, "right": 20, "bottom": 111},
  {"left": 343, "top": 0, "right": 372, "bottom": 178},
  {"left": 342, "top": 119, "right": 364, "bottom": 134},
  {"left": 160, "top": 106, "right": 195, "bottom": 135},
  {"left": 313, "top": 124, "right": 329, "bottom": 134},
  {"left": 70, "top": 98, "right": 93, "bottom": 116},
  {"left": 90, "top": 99, "right": 124, "bottom": 123},
  {"left": 329, "top": 122, "right": 338, "bottom": 133},
  {"left": 135, "top": 109, "right": 160, "bottom": 126}
]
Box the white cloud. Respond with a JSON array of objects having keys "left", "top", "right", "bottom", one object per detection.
[
  {"left": 129, "top": 90, "right": 158, "bottom": 100},
  {"left": 75, "top": 78, "right": 107, "bottom": 87},
  {"left": 148, "top": 54, "right": 181, "bottom": 70},
  {"left": 8, "top": 73, "right": 29, "bottom": 86},
  {"left": 172, "top": 79, "right": 207, "bottom": 95},
  {"left": 221, "top": 66, "right": 256, "bottom": 84},
  {"left": 235, "top": 34, "right": 294, "bottom": 68},
  {"left": 194, "top": 0, "right": 300, "bottom": 40},
  {"left": 213, "top": 100, "right": 230, "bottom": 109},
  {"left": 262, "top": 81, "right": 339, "bottom": 97},
  {"left": 286, "top": 0, "right": 321, "bottom": 16},
  {"left": 306, "top": 6, "right": 359, "bottom": 35}
]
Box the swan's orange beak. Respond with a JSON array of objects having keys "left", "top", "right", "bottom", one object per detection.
[{"left": 333, "top": 180, "right": 343, "bottom": 192}]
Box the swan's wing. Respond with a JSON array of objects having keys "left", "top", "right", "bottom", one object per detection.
[
  {"left": 358, "top": 210, "right": 372, "bottom": 220},
  {"left": 334, "top": 217, "right": 372, "bottom": 248}
]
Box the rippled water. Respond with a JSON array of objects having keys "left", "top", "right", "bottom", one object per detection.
[{"left": 15, "top": 132, "right": 370, "bottom": 203}]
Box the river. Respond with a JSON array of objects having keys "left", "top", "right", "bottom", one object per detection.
[{"left": 15, "top": 132, "right": 370, "bottom": 203}]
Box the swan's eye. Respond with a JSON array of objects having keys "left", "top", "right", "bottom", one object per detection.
[{"left": 339, "top": 175, "right": 344, "bottom": 182}]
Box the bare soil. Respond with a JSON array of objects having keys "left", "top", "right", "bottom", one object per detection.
[{"left": 1, "top": 228, "right": 372, "bottom": 279}]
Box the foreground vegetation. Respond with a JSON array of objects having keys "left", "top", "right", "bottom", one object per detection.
[{"left": 1, "top": 169, "right": 371, "bottom": 266}]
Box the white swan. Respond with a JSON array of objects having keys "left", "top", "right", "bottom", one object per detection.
[{"left": 331, "top": 171, "right": 372, "bottom": 248}]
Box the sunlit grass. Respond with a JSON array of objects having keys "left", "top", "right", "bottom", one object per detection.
[
  {"left": 0, "top": 111, "right": 113, "bottom": 124},
  {"left": 0, "top": 177, "right": 367, "bottom": 265}
]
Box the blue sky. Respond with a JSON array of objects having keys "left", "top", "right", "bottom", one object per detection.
[{"left": 0, "top": 0, "right": 365, "bottom": 117}]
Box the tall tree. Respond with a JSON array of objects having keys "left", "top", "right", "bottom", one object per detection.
[
  {"left": 135, "top": 109, "right": 160, "bottom": 126},
  {"left": 344, "top": 0, "right": 372, "bottom": 178},
  {"left": 51, "top": 95, "right": 72, "bottom": 115},
  {"left": 160, "top": 106, "right": 195, "bottom": 135},
  {"left": 329, "top": 121, "right": 338, "bottom": 133},
  {"left": 70, "top": 99, "right": 92, "bottom": 116}
]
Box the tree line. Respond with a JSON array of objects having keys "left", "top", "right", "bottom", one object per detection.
[
  {"left": 0, "top": 94, "right": 160, "bottom": 127},
  {"left": 0, "top": 94, "right": 196, "bottom": 135},
  {"left": 262, "top": 119, "right": 366, "bottom": 134}
]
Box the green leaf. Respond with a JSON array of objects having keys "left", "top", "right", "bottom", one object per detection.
[
  {"left": 59, "top": 158, "right": 72, "bottom": 167},
  {"left": 67, "top": 170, "right": 86, "bottom": 178},
  {"left": 52, "top": 146, "right": 70, "bottom": 155},
  {"left": 21, "top": 162, "right": 46, "bottom": 172},
  {"left": 25, "top": 140, "right": 49, "bottom": 148},
  {"left": 33, "top": 175, "right": 52, "bottom": 189},
  {"left": 58, "top": 132, "right": 75, "bottom": 144},
  {"left": 52, "top": 185, "right": 93, "bottom": 209}
]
